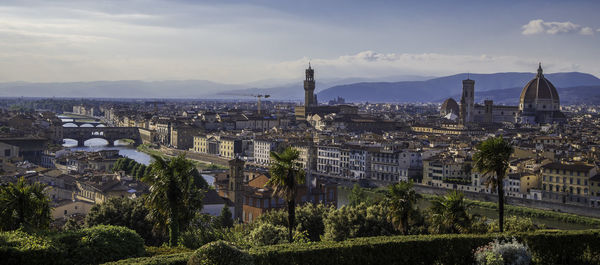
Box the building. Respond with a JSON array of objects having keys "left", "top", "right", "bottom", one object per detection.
[
  {"left": 253, "top": 138, "right": 281, "bottom": 165},
  {"left": 541, "top": 162, "right": 597, "bottom": 205},
  {"left": 440, "top": 98, "right": 459, "bottom": 119},
  {"left": 443, "top": 64, "right": 563, "bottom": 125},
  {"left": 219, "top": 136, "right": 242, "bottom": 159},
  {"left": 316, "top": 145, "right": 342, "bottom": 176},
  {"left": 459, "top": 79, "right": 474, "bottom": 125},
  {"left": 518, "top": 64, "right": 566, "bottom": 124},
  {"left": 170, "top": 125, "right": 196, "bottom": 150},
  {"left": 304, "top": 63, "right": 317, "bottom": 109},
  {"left": 294, "top": 64, "right": 359, "bottom": 121},
  {"left": 215, "top": 158, "right": 337, "bottom": 223}
]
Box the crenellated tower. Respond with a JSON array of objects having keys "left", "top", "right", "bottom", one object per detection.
[{"left": 304, "top": 63, "right": 316, "bottom": 108}]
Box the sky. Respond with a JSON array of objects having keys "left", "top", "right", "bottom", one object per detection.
[{"left": 0, "top": 0, "right": 599, "bottom": 84}]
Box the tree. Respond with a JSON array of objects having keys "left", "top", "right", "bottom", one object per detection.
[
  {"left": 427, "top": 190, "right": 473, "bottom": 234},
  {"left": 218, "top": 205, "right": 233, "bottom": 228},
  {"left": 63, "top": 217, "right": 81, "bottom": 231},
  {"left": 131, "top": 163, "right": 141, "bottom": 177},
  {"left": 348, "top": 184, "right": 368, "bottom": 206},
  {"left": 85, "top": 197, "right": 158, "bottom": 245},
  {"left": 135, "top": 164, "right": 146, "bottom": 179},
  {"left": 126, "top": 158, "right": 137, "bottom": 173},
  {"left": 473, "top": 136, "right": 513, "bottom": 233},
  {"left": 384, "top": 181, "right": 420, "bottom": 235},
  {"left": 0, "top": 177, "right": 51, "bottom": 231},
  {"left": 142, "top": 154, "right": 205, "bottom": 246},
  {"left": 190, "top": 167, "right": 210, "bottom": 190},
  {"left": 266, "top": 147, "right": 305, "bottom": 243},
  {"left": 323, "top": 202, "right": 394, "bottom": 241}
]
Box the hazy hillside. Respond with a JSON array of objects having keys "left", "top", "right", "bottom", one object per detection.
[
  {"left": 0, "top": 80, "right": 245, "bottom": 98},
  {"left": 214, "top": 75, "right": 433, "bottom": 100},
  {"left": 317, "top": 72, "right": 600, "bottom": 103}
]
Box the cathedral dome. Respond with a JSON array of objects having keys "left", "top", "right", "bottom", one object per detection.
[
  {"left": 519, "top": 64, "right": 560, "bottom": 109},
  {"left": 440, "top": 98, "right": 459, "bottom": 116}
]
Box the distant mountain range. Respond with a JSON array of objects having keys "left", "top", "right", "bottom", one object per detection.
[
  {"left": 0, "top": 72, "right": 599, "bottom": 105},
  {"left": 0, "top": 80, "right": 243, "bottom": 98},
  {"left": 316, "top": 72, "right": 600, "bottom": 103}
]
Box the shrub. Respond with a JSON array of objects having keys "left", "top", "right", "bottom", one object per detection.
[
  {"left": 72, "top": 225, "right": 146, "bottom": 264},
  {"left": 474, "top": 238, "right": 531, "bottom": 265},
  {"left": 257, "top": 203, "right": 332, "bottom": 242},
  {"left": 489, "top": 216, "right": 538, "bottom": 233},
  {"left": 187, "top": 240, "right": 253, "bottom": 265},
  {"left": 249, "top": 223, "right": 288, "bottom": 246},
  {"left": 323, "top": 203, "right": 394, "bottom": 241},
  {"left": 0, "top": 229, "right": 57, "bottom": 265}
]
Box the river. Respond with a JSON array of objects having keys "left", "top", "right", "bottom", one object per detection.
[{"left": 61, "top": 118, "right": 214, "bottom": 186}]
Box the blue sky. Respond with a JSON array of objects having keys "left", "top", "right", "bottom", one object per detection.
[{"left": 0, "top": 0, "right": 598, "bottom": 83}]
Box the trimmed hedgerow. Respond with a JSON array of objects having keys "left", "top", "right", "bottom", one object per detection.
[
  {"left": 106, "top": 230, "right": 600, "bottom": 265},
  {"left": 250, "top": 230, "right": 600, "bottom": 265},
  {"left": 101, "top": 253, "right": 192, "bottom": 265},
  {"left": 0, "top": 225, "right": 146, "bottom": 265}
]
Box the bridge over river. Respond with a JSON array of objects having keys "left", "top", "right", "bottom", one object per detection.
[{"left": 63, "top": 126, "right": 142, "bottom": 147}]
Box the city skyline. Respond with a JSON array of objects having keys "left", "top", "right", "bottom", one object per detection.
[{"left": 0, "top": 0, "right": 599, "bottom": 84}]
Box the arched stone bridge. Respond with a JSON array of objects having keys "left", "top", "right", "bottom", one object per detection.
[
  {"left": 63, "top": 121, "right": 105, "bottom": 127},
  {"left": 63, "top": 127, "right": 142, "bottom": 147}
]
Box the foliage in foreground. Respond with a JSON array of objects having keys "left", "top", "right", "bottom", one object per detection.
[
  {"left": 0, "top": 177, "right": 52, "bottom": 231},
  {"left": 106, "top": 230, "right": 600, "bottom": 265},
  {"left": 474, "top": 238, "right": 531, "bottom": 265},
  {"left": 0, "top": 225, "right": 145, "bottom": 265},
  {"left": 188, "top": 240, "right": 253, "bottom": 265},
  {"left": 142, "top": 154, "right": 205, "bottom": 246},
  {"left": 85, "top": 197, "right": 160, "bottom": 245}
]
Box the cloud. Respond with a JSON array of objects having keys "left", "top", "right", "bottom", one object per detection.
[{"left": 522, "top": 19, "right": 595, "bottom": 35}]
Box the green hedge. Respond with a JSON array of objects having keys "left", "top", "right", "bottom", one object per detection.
[
  {"left": 101, "top": 252, "right": 191, "bottom": 265},
  {"left": 250, "top": 230, "right": 600, "bottom": 265},
  {"left": 0, "top": 225, "right": 146, "bottom": 265},
  {"left": 107, "top": 230, "right": 600, "bottom": 265}
]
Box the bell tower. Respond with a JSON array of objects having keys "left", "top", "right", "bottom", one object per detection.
[
  {"left": 304, "top": 63, "right": 316, "bottom": 108},
  {"left": 460, "top": 78, "right": 475, "bottom": 125},
  {"left": 228, "top": 158, "right": 245, "bottom": 222}
]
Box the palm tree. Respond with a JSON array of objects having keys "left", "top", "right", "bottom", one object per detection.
[
  {"left": 142, "top": 154, "right": 205, "bottom": 246},
  {"left": 427, "top": 190, "right": 472, "bottom": 234},
  {"left": 0, "top": 177, "right": 51, "bottom": 231},
  {"left": 266, "top": 147, "right": 305, "bottom": 243},
  {"left": 384, "top": 181, "right": 420, "bottom": 235},
  {"left": 473, "top": 136, "right": 513, "bottom": 233}
]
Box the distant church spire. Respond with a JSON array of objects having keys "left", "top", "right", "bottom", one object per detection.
[{"left": 537, "top": 62, "right": 543, "bottom": 77}]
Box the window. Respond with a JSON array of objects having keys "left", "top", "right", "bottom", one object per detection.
[{"left": 4, "top": 149, "right": 10, "bottom": 157}]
